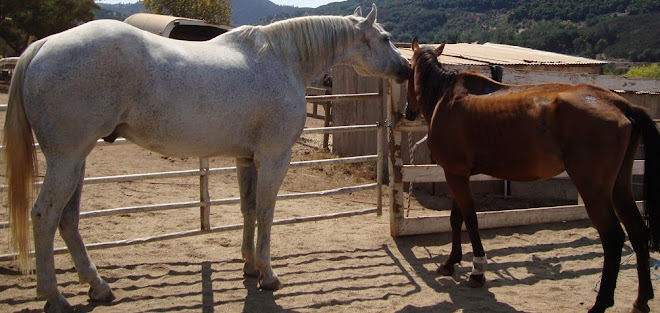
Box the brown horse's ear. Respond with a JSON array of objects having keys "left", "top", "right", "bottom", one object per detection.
[
  {"left": 435, "top": 43, "right": 446, "bottom": 56},
  {"left": 412, "top": 37, "right": 420, "bottom": 52}
]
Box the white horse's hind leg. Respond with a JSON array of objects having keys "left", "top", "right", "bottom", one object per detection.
[
  {"left": 32, "top": 157, "right": 86, "bottom": 312},
  {"left": 254, "top": 151, "right": 291, "bottom": 290},
  {"left": 58, "top": 162, "right": 114, "bottom": 303},
  {"left": 236, "top": 158, "right": 258, "bottom": 277}
]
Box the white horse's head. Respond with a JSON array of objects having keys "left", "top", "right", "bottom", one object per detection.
[{"left": 344, "top": 4, "right": 411, "bottom": 84}]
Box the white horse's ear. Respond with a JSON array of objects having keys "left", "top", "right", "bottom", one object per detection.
[
  {"left": 363, "top": 3, "right": 377, "bottom": 26},
  {"left": 412, "top": 37, "right": 420, "bottom": 52},
  {"left": 353, "top": 6, "right": 362, "bottom": 17},
  {"left": 435, "top": 43, "right": 446, "bottom": 56}
]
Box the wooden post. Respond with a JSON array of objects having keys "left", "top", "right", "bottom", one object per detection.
[
  {"left": 199, "top": 158, "right": 211, "bottom": 230},
  {"left": 387, "top": 82, "right": 404, "bottom": 236},
  {"left": 323, "top": 103, "right": 331, "bottom": 150},
  {"left": 376, "top": 78, "right": 386, "bottom": 215}
]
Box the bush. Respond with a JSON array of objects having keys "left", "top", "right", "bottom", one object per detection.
[{"left": 622, "top": 64, "right": 660, "bottom": 79}]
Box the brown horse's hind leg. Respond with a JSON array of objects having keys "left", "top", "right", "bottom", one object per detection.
[
  {"left": 612, "top": 132, "right": 653, "bottom": 313},
  {"left": 437, "top": 201, "right": 463, "bottom": 276},
  {"left": 613, "top": 184, "right": 653, "bottom": 313},
  {"left": 569, "top": 159, "right": 625, "bottom": 313},
  {"left": 445, "top": 172, "right": 486, "bottom": 287},
  {"left": 581, "top": 193, "right": 625, "bottom": 313}
]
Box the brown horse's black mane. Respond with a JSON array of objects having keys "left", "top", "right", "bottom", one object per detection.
[{"left": 414, "top": 46, "right": 457, "bottom": 113}]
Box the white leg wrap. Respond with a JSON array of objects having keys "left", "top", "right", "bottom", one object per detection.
[{"left": 471, "top": 255, "right": 487, "bottom": 275}]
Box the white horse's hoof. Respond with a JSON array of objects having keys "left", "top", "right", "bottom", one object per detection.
[
  {"left": 88, "top": 282, "right": 115, "bottom": 303},
  {"left": 243, "top": 262, "right": 259, "bottom": 277},
  {"left": 44, "top": 298, "right": 73, "bottom": 313},
  {"left": 258, "top": 275, "right": 283, "bottom": 290}
]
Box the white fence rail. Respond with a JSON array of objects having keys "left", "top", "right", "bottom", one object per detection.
[{"left": 0, "top": 81, "right": 388, "bottom": 261}]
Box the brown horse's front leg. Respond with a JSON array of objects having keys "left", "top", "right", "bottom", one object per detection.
[
  {"left": 438, "top": 201, "right": 463, "bottom": 276},
  {"left": 445, "top": 173, "right": 487, "bottom": 288}
]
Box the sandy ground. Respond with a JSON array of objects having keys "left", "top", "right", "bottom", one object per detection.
[{"left": 0, "top": 89, "right": 658, "bottom": 312}]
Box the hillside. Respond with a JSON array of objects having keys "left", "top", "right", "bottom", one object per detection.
[
  {"left": 272, "top": 0, "right": 660, "bottom": 62},
  {"left": 93, "top": 0, "right": 659, "bottom": 62},
  {"left": 232, "top": 0, "right": 298, "bottom": 25},
  {"left": 95, "top": 2, "right": 145, "bottom": 20},
  {"left": 94, "top": 0, "right": 298, "bottom": 25}
]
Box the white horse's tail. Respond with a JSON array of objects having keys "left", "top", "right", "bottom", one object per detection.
[{"left": 3, "top": 39, "right": 47, "bottom": 274}]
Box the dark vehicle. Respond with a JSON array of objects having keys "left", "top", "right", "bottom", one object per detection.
[
  {"left": 0, "top": 57, "right": 19, "bottom": 83},
  {"left": 124, "top": 13, "right": 232, "bottom": 41}
]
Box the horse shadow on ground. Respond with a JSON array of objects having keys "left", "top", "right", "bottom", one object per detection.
[
  {"left": 1, "top": 221, "right": 652, "bottom": 313},
  {"left": 391, "top": 218, "right": 644, "bottom": 312},
  {"left": 0, "top": 246, "right": 421, "bottom": 313}
]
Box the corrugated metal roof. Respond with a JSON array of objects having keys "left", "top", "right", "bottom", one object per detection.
[{"left": 398, "top": 42, "right": 607, "bottom": 66}]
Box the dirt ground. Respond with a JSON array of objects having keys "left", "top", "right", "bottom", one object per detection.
[{"left": 0, "top": 89, "right": 658, "bottom": 313}]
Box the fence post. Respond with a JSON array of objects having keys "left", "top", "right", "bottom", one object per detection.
[
  {"left": 376, "top": 78, "right": 387, "bottom": 216},
  {"left": 199, "top": 158, "right": 211, "bottom": 230},
  {"left": 387, "top": 82, "right": 404, "bottom": 236}
]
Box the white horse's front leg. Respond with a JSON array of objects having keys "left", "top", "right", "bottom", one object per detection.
[
  {"left": 236, "top": 158, "right": 258, "bottom": 277},
  {"left": 253, "top": 152, "right": 291, "bottom": 290}
]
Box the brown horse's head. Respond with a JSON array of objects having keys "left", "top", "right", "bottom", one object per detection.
[{"left": 404, "top": 38, "right": 445, "bottom": 121}]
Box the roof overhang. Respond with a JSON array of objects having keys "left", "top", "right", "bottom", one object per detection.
[{"left": 396, "top": 42, "right": 608, "bottom": 66}]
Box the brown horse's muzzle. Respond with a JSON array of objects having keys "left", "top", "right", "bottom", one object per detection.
[
  {"left": 404, "top": 105, "right": 419, "bottom": 121},
  {"left": 394, "top": 61, "right": 412, "bottom": 84}
]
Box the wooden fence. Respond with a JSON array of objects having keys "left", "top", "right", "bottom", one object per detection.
[
  {"left": 387, "top": 68, "right": 659, "bottom": 237},
  {"left": 0, "top": 81, "right": 388, "bottom": 261}
]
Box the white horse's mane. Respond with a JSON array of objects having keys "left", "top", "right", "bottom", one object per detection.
[{"left": 233, "top": 15, "right": 384, "bottom": 63}]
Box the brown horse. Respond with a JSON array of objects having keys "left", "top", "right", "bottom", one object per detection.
[{"left": 404, "top": 38, "right": 659, "bottom": 313}]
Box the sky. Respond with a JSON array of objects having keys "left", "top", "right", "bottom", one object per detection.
[{"left": 95, "top": 0, "right": 345, "bottom": 8}]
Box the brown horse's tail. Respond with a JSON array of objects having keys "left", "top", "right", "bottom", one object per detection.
[
  {"left": 3, "top": 39, "right": 46, "bottom": 274},
  {"left": 626, "top": 105, "right": 660, "bottom": 252}
]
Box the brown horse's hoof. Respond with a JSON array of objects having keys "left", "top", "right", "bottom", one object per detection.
[
  {"left": 437, "top": 263, "right": 455, "bottom": 276},
  {"left": 587, "top": 304, "right": 609, "bottom": 313},
  {"left": 44, "top": 299, "right": 73, "bottom": 313},
  {"left": 258, "top": 276, "right": 283, "bottom": 290},
  {"left": 466, "top": 274, "right": 485, "bottom": 288},
  {"left": 631, "top": 302, "right": 650, "bottom": 313}
]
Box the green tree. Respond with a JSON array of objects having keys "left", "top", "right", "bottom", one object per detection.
[
  {"left": 0, "top": 0, "right": 98, "bottom": 55},
  {"left": 594, "top": 38, "right": 608, "bottom": 54},
  {"left": 143, "top": 0, "right": 231, "bottom": 25}
]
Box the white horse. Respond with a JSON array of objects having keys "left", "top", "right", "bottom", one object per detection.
[{"left": 4, "top": 4, "right": 410, "bottom": 312}]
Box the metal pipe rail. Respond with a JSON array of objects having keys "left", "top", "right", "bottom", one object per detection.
[
  {"left": 0, "top": 91, "right": 382, "bottom": 112},
  {"left": 0, "top": 181, "right": 378, "bottom": 229},
  {"left": 0, "top": 155, "right": 378, "bottom": 192},
  {"left": 0, "top": 207, "right": 378, "bottom": 262}
]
